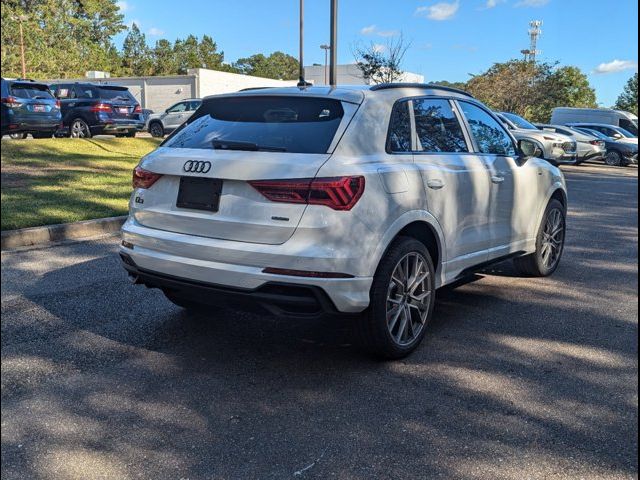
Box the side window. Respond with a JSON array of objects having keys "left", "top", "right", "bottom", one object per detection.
[
  {"left": 167, "top": 102, "right": 188, "bottom": 113},
  {"left": 189, "top": 100, "right": 202, "bottom": 111},
  {"left": 54, "top": 85, "right": 75, "bottom": 99},
  {"left": 620, "top": 119, "right": 638, "bottom": 136},
  {"left": 458, "top": 102, "right": 517, "bottom": 156},
  {"left": 413, "top": 99, "right": 468, "bottom": 153},
  {"left": 387, "top": 101, "right": 412, "bottom": 153}
]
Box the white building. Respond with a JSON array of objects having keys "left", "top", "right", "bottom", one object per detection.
[{"left": 303, "top": 64, "right": 424, "bottom": 86}]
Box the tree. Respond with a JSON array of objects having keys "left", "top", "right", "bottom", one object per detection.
[
  {"left": 614, "top": 73, "right": 638, "bottom": 115},
  {"left": 352, "top": 34, "right": 410, "bottom": 84},
  {"left": 431, "top": 80, "right": 468, "bottom": 91},
  {"left": 122, "top": 23, "right": 152, "bottom": 76},
  {"left": 233, "top": 51, "right": 299, "bottom": 79},
  {"left": 152, "top": 39, "right": 177, "bottom": 76},
  {"left": 198, "top": 35, "right": 224, "bottom": 70},
  {"left": 466, "top": 60, "right": 596, "bottom": 122}
]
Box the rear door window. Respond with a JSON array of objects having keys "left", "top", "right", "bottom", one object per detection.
[
  {"left": 413, "top": 98, "right": 468, "bottom": 153},
  {"left": 163, "top": 96, "right": 345, "bottom": 154},
  {"left": 458, "top": 102, "right": 517, "bottom": 156},
  {"left": 387, "top": 101, "right": 412, "bottom": 153}
]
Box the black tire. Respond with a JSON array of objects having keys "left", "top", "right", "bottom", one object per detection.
[
  {"left": 149, "top": 122, "right": 164, "bottom": 138},
  {"left": 125, "top": 131, "right": 137, "bottom": 138},
  {"left": 514, "top": 199, "right": 566, "bottom": 277},
  {"left": 70, "top": 118, "right": 92, "bottom": 138},
  {"left": 354, "top": 237, "right": 436, "bottom": 359},
  {"left": 605, "top": 150, "right": 623, "bottom": 167}
]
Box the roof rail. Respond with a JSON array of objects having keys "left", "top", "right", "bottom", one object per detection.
[{"left": 370, "top": 82, "right": 474, "bottom": 98}]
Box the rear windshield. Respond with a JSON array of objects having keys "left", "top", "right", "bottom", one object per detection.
[
  {"left": 77, "top": 86, "right": 136, "bottom": 102},
  {"left": 10, "top": 83, "right": 54, "bottom": 100},
  {"left": 162, "top": 96, "right": 345, "bottom": 154}
]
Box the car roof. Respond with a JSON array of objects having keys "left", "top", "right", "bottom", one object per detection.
[{"left": 207, "top": 83, "right": 476, "bottom": 105}]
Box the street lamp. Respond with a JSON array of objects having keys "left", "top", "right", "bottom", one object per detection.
[
  {"left": 329, "top": 0, "right": 338, "bottom": 86},
  {"left": 320, "top": 44, "right": 330, "bottom": 85}
]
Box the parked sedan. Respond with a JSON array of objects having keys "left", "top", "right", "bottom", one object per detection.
[
  {"left": 496, "top": 112, "right": 577, "bottom": 165},
  {"left": 49, "top": 82, "right": 145, "bottom": 138},
  {"left": 566, "top": 123, "right": 637, "bottom": 145},
  {"left": 535, "top": 124, "right": 606, "bottom": 164},
  {"left": 1, "top": 78, "right": 61, "bottom": 138},
  {"left": 572, "top": 127, "right": 638, "bottom": 166},
  {"left": 146, "top": 99, "right": 202, "bottom": 137}
]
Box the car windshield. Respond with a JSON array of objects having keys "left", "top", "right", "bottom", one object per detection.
[
  {"left": 162, "top": 96, "right": 345, "bottom": 154},
  {"left": 576, "top": 128, "right": 609, "bottom": 140},
  {"left": 502, "top": 112, "right": 538, "bottom": 130},
  {"left": 10, "top": 84, "right": 54, "bottom": 100}
]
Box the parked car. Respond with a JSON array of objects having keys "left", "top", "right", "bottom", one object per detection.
[
  {"left": 535, "top": 124, "right": 606, "bottom": 164},
  {"left": 49, "top": 82, "right": 145, "bottom": 138},
  {"left": 496, "top": 112, "right": 577, "bottom": 165},
  {"left": 551, "top": 107, "right": 638, "bottom": 136},
  {"left": 146, "top": 99, "right": 202, "bottom": 137},
  {"left": 1, "top": 78, "right": 61, "bottom": 138},
  {"left": 120, "top": 84, "right": 568, "bottom": 359},
  {"left": 565, "top": 123, "right": 638, "bottom": 145},
  {"left": 572, "top": 126, "right": 638, "bottom": 166}
]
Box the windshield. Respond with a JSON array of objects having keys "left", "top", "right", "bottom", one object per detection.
[
  {"left": 501, "top": 112, "right": 538, "bottom": 130},
  {"left": 162, "top": 96, "right": 345, "bottom": 154}
]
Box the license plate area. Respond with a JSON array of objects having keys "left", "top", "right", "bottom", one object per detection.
[
  {"left": 118, "top": 107, "right": 129, "bottom": 114},
  {"left": 176, "top": 177, "right": 222, "bottom": 212},
  {"left": 32, "top": 105, "right": 46, "bottom": 112}
]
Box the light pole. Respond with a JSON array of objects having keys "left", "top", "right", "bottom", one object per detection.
[
  {"left": 329, "top": 0, "right": 338, "bottom": 86},
  {"left": 320, "top": 44, "right": 330, "bottom": 85},
  {"left": 297, "top": 0, "right": 306, "bottom": 87}
]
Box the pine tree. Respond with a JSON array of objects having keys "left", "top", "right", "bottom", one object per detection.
[
  {"left": 122, "top": 23, "right": 152, "bottom": 76},
  {"left": 614, "top": 73, "right": 638, "bottom": 115}
]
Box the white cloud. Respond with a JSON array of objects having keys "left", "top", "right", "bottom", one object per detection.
[
  {"left": 116, "top": 1, "right": 131, "bottom": 12},
  {"left": 515, "top": 0, "right": 550, "bottom": 7},
  {"left": 593, "top": 59, "right": 639, "bottom": 75},
  {"left": 415, "top": 1, "right": 460, "bottom": 21},
  {"left": 484, "top": 0, "right": 506, "bottom": 8},
  {"left": 372, "top": 43, "right": 387, "bottom": 53},
  {"left": 147, "top": 27, "right": 164, "bottom": 36},
  {"left": 360, "top": 25, "right": 376, "bottom": 35}
]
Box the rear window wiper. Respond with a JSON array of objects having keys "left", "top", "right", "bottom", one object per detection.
[{"left": 212, "top": 140, "right": 286, "bottom": 152}]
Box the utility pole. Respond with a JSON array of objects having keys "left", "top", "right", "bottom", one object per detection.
[
  {"left": 320, "top": 44, "right": 330, "bottom": 85},
  {"left": 520, "top": 20, "right": 542, "bottom": 63},
  {"left": 329, "top": 0, "right": 338, "bottom": 86},
  {"left": 16, "top": 15, "right": 28, "bottom": 78}
]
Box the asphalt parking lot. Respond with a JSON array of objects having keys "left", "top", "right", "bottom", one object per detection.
[{"left": 1, "top": 163, "right": 638, "bottom": 480}]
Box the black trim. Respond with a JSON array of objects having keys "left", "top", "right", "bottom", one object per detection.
[
  {"left": 371, "top": 83, "right": 474, "bottom": 98},
  {"left": 456, "top": 251, "right": 526, "bottom": 279},
  {"left": 120, "top": 253, "right": 339, "bottom": 317}
]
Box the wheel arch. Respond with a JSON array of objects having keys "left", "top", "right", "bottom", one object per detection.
[{"left": 371, "top": 212, "right": 447, "bottom": 288}]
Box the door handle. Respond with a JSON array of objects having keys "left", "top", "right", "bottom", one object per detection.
[
  {"left": 491, "top": 175, "right": 505, "bottom": 184},
  {"left": 427, "top": 179, "right": 445, "bottom": 190}
]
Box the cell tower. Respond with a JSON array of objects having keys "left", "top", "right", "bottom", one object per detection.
[{"left": 521, "top": 20, "right": 543, "bottom": 62}]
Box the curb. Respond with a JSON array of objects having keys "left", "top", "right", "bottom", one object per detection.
[{"left": 1, "top": 216, "right": 126, "bottom": 251}]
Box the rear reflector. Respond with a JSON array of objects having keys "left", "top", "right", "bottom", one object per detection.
[
  {"left": 249, "top": 176, "right": 365, "bottom": 211},
  {"left": 132, "top": 166, "right": 162, "bottom": 189},
  {"left": 262, "top": 267, "right": 354, "bottom": 278}
]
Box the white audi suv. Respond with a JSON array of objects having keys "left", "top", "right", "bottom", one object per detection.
[{"left": 120, "top": 84, "right": 568, "bottom": 358}]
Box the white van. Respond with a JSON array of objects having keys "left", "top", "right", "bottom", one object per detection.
[{"left": 551, "top": 108, "right": 638, "bottom": 136}]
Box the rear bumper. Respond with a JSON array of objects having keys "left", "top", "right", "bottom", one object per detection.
[
  {"left": 97, "top": 122, "right": 145, "bottom": 133},
  {"left": 120, "top": 218, "right": 373, "bottom": 313}
]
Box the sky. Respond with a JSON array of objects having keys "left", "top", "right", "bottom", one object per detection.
[{"left": 114, "top": 0, "right": 638, "bottom": 107}]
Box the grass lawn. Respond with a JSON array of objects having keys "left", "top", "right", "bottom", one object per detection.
[{"left": 1, "top": 137, "right": 161, "bottom": 231}]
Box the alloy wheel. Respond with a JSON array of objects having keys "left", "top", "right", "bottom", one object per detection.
[
  {"left": 71, "top": 120, "right": 90, "bottom": 138},
  {"left": 386, "top": 252, "right": 432, "bottom": 346},
  {"left": 605, "top": 151, "right": 622, "bottom": 166},
  {"left": 540, "top": 207, "right": 565, "bottom": 269}
]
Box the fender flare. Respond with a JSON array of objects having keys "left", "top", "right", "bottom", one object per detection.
[{"left": 369, "top": 210, "right": 448, "bottom": 286}]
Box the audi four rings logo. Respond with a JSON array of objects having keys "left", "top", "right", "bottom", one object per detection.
[{"left": 183, "top": 160, "right": 212, "bottom": 173}]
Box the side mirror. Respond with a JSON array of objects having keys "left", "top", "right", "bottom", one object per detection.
[{"left": 518, "top": 139, "right": 543, "bottom": 161}]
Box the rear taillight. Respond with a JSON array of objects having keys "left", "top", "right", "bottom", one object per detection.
[
  {"left": 1, "top": 96, "right": 22, "bottom": 108},
  {"left": 590, "top": 140, "right": 604, "bottom": 146},
  {"left": 132, "top": 166, "right": 162, "bottom": 189},
  {"left": 249, "top": 176, "right": 365, "bottom": 211},
  {"left": 90, "top": 102, "right": 112, "bottom": 112},
  {"left": 133, "top": 105, "right": 142, "bottom": 113}
]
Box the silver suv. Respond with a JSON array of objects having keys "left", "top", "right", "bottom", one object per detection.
[
  {"left": 146, "top": 99, "right": 202, "bottom": 137},
  {"left": 121, "top": 84, "right": 568, "bottom": 358}
]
